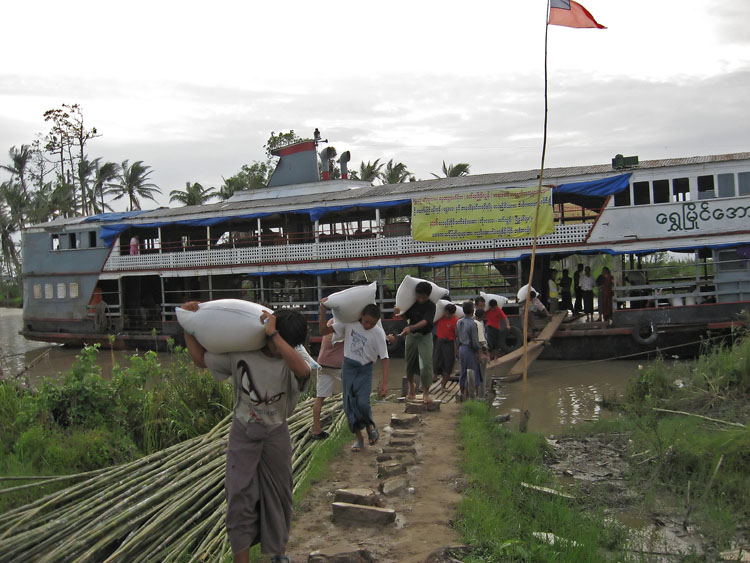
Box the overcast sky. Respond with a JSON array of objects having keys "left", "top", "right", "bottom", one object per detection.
[{"left": 1, "top": 0, "right": 748, "bottom": 210}]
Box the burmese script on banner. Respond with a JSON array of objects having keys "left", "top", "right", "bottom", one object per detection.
[{"left": 411, "top": 187, "right": 554, "bottom": 242}]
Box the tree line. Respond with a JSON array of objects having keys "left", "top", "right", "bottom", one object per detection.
[{"left": 1, "top": 108, "right": 470, "bottom": 282}]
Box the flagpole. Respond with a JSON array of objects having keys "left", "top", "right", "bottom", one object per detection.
[{"left": 520, "top": 0, "right": 551, "bottom": 433}]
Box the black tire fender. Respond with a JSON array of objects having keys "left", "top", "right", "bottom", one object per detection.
[
  {"left": 632, "top": 317, "right": 658, "bottom": 345},
  {"left": 500, "top": 326, "right": 523, "bottom": 353}
]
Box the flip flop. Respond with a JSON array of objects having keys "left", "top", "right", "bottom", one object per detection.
[
  {"left": 351, "top": 440, "right": 363, "bottom": 452},
  {"left": 367, "top": 426, "right": 379, "bottom": 446},
  {"left": 311, "top": 431, "right": 329, "bottom": 440}
]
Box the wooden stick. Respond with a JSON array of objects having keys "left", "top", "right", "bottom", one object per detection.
[{"left": 651, "top": 408, "right": 745, "bottom": 428}]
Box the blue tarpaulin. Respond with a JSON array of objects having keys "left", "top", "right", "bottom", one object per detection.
[{"left": 555, "top": 173, "right": 631, "bottom": 196}]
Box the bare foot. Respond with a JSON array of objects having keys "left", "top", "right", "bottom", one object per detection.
[{"left": 423, "top": 392, "right": 433, "bottom": 405}]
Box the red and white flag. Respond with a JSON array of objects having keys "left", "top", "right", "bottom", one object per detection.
[{"left": 548, "top": 0, "right": 606, "bottom": 29}]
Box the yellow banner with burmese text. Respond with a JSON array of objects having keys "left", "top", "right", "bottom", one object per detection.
[{"left": 411, "top": 187, "right": 554, "bottom": 242}]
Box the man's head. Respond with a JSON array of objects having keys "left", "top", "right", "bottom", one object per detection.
[
  {"left": 577, "top": 263, "right": 584, "bottom": 271},
  {"left": 585, "top": 266, "right": 591, "bottom": 274},
  {"left": 360, "top": 303, "right": 381, "bottom": 330},
  {"left": 474, "top": 296, "right": 485, "bottom": 308},
  {"left": 462, "top": 301, "right": 475, "bottom": 317},
  {"left": 271, "top": 308, "right": 308, "bottom": 349},
  {"left": 415, "top": 281, "right": 432, "bottom": 304},
  {"left": 444, "top": 303, "right": 456, "bottom": 317},
  {"left": 488, "top": 299, "right": 498, "bottom": 309}
]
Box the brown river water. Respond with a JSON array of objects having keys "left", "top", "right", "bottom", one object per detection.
[{"left": 1, "top": 307, "right": 638, "bottom": 435}]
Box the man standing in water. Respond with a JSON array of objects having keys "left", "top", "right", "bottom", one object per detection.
[{"left": 394, "top": 281, "right": 437, "bottom": 404}]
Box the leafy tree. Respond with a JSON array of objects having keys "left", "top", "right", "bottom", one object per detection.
[
  {"left": 109, "top": 160, "right": 161, "bottom": 211},
  {"left": 219, "top": 162, "right": 273, "bottom": 199},
  {"left": 0, "top": 180, "right": 27, "bottom": 230},
  {"left": 1, "top": 145, "right": 32, "bottom": 200},
  {"left": 263, "top": 130, "right": 304, "bottom": 159},
  {"left": 432, "top": 160, "right": 470, "bottom": 178},
  {"left": 354, "top": 159, "right": 384, "bottom": 182},
  {"left": 170, "top": 182, "right": 218, "bottom": 206},
  {"left": 91, "top": 159, "right": 120, "bottom": 214},
  {"left": 381, "top": 159, "right": 415, "bottom": 184},
  {"left": 0, "top": 206, "right": 20, "bottom": 281}
]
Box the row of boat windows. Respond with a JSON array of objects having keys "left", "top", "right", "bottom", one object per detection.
[
  {"left": 614, "top": 171, "right": 750, "bottom": 207},
  {"left": 50, "top": 231, "right": 99, "bottom": 251},
  {"left": 32, "top": 282, "right": 79, "bottom": 300}
]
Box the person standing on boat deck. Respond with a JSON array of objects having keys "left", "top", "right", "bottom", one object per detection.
[
  {"left": 559, "top": 268, "right": 573, "bottom": 313},
  {"left": 580, "top": 266, "right": 596, "bottom": 322},
  {"left": 485, "top": 299, "right": 511, "bottom": 360},
  {"left": 394, "top": 281, "right": 437, "bottom": 404},
  {"left": 182, "top": 303, "right": 311, "bottom": 563},
  {"left": 456, "top": 301, "right": 481, "bottom": 401},
  {"left": 598, "top": 266, "right": 614, "bottom": 323},
  {"left": 573, "top": 263, "right": 584, "bottom": 313},
  {"left": 547, "top": 269, "right": 559, "bottom": 313},
  {"left": 433, "top": 303, "right": 458, "bottom": 391},
  {"left": 129, "top": 235, "right": 139, "bottom": 255},
  {"left": 522, "top": 290, "right": 551, "bottom": 336},
  {"left": 319, "top": 299, "right": 389, "bottom": 452},
  {"left": 311, "top": 312, "right": 345, "bottom": 440}
]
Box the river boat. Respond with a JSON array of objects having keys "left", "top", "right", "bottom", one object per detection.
[{"left": 20, "top": 137, "right": 750, "bottom": 359}]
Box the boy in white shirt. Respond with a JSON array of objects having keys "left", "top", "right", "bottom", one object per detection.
[{"left": 319, "top": 300, "right": 390, "bottom": 452}]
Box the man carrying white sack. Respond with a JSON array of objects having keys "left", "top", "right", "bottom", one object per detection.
[
  {"left": 319, "top": 298, "right": 390, "bottom": 452},
  {"left": 182, "top": 302, "right": 312, "bottom": 563}
]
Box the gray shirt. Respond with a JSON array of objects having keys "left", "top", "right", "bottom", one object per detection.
[
  {"left": 456, "top": 317, "right": 479, "bottom": 350},
  {"left": 206, "top": 349, "right": 310, "bottom": 429}
]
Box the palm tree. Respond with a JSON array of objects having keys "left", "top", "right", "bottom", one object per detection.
[
  {"left": 91, "top": 159, "right": 120, "bottom": 214},
  {"left": 355, "top": 159, "right": 384, "bottom": 183},
  {"left": 432, "top": 160, "right": 471, "bottom": 178},
  {"left": 0, "top": 180, "right": 28, "bottom": 230},
  {"left": 0, "top": 207, "right": 21, "bottom": 281},
  {"left": 109, "top": 160, "right": 161, "bottom": 211},
  {"left": 1, "top": 145, "right": 32, "bottom": 199},
  {"left": 381, "top": 159, "right": 414, "bottom": 184},
  {"left": 169, "top": 182, "right": 218, "bottom": 206}
]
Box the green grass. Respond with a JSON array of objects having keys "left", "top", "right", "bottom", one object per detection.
[{"left": 456, "top": 401, "right": 629, "bottom": 562}]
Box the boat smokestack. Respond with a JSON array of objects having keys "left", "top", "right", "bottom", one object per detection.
[
  {"left": 339, "top": 151, "right": 350, "bottom": 179},
  {"left": 319, "top": 146, "right": 337, "bottom": 181}
]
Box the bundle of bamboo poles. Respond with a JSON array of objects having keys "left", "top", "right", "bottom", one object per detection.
[{"left": 0, "top": 395, "right": 346, "bottom": 562}]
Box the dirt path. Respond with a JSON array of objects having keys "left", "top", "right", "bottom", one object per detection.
[{"left": 287, "top": 400, "right": 464, "bottom": 562}]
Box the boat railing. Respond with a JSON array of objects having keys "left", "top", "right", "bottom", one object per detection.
[{"left": 103, "top": 223, "right": 594, "bottom": 272}]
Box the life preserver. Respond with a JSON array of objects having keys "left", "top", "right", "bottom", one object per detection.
[
  {"left": 632, "top": 317, "right": 659, "bottom": 346},
  {"left": 499, "top": 326, "right": 523, "bottom": 353}
]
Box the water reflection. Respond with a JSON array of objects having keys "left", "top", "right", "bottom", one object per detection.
[{"left": 493, "top": 360, "right": 635, "bottom": 435}]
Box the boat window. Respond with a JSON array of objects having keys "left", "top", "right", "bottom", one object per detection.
[
  {"left": 69, "top": 282, "right": 79, "bottom": 298},
  {"left": 51, "top": 234, "right": 60, "bottom": 251},
  {"left": 697, "top": 175, "right": 715, "bottom": 199},
  {"left": 716, "top": 249, "right": 744, "bottom": 271},
  {"left": 652, "top": 179, "right": 670, "bottom": 204},
  {"left": 613, "top": 186, "right": 630, "bottom": 207},
  {"left": 672, "top": 177, "right": 690, "bottom": 201},
  {"left": 717, "top": 173, "right": 735, "bottom": 198},
  {"left": 88, "top": 231, "right": 97, "bottom": 248},
  {"left": 68, "top": 233, "right": 79, "bottom": 249},
  {"left": 633, "top": 181, "right": 650, "bottom": 205},
  {"left": 57, "top": 283, "right": 66, "bottom": 299},
  {"left": 739, "top": 172, "right": 750, "bottom": 195},
  {"left": 33, "top": 284, "right": 42, "bottom": 299},
  {"left": 44, "top": 284, "right": 54, "bottom": 299}
]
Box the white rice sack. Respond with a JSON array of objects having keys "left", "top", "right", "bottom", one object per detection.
[
  {"left": 480, "top": 291, "right": 509, "bottom": 308},
  {"left": 324, "top": 282, "right": 377, "bottom": 323},
  {"left": 176, "top": 299, "right": 272, "bottom": 354},
  {"left": 295, "top": 344, "right": 321, "bottom": 371},
  {"left": 516, "top": 284, "right": 538, "bottom": 302},
  {"left": 395, "top": 275, "right": 449, "bottom": 311},
  {"left": 433, "top": 299, "right": 466, "bottom": 323}
]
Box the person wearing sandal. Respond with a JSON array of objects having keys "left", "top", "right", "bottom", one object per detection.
[
  {"left": 312, "top": 314, "right": 345, "bottom": 441},
  {"left": 320, "top": 299, "right": 389, "bottom": 452}
]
